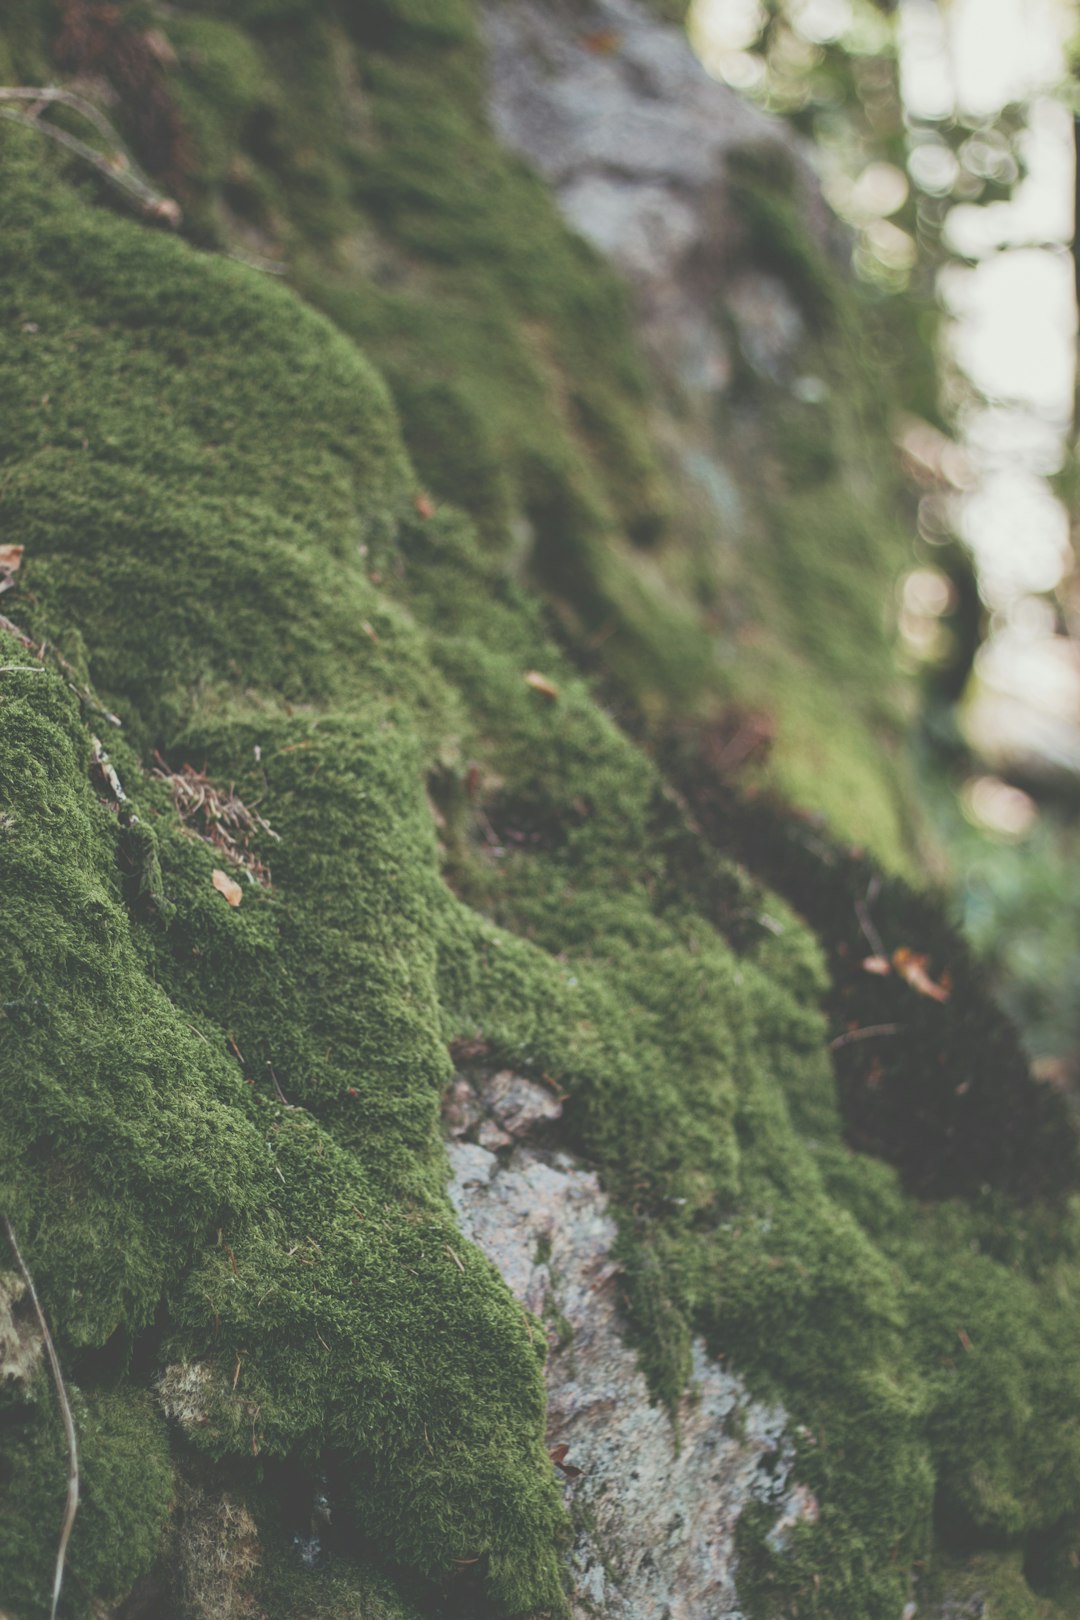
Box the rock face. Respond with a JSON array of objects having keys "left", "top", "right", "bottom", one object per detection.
[
  {"left": 0, "top": 1272, "right": 43, "bottom": 1396},
  {"left": 482, "top": 0, "right": 829, "bottom": 391},
  {"left": 446, "top": 1071, "right": 813, "bottom": 1619}
]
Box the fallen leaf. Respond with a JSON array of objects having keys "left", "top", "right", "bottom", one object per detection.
[
  {"left": 548, "top": 1442, "right": 583, "bottom": 1477},
  {"left": 862, "top": 955, "right": 892, "bottom": 977},
  {"left": 212, "top": 868, "right": 243, "bottom": 907},
  {"left": 589, "top": 1259, "right": 623, "bottom": 1291},
  {"left": 892, "top": 947, "right": 950, "bottom": 1003},
  {"left": 524, "top": 670, "right": 559, "bottom": 700},
  {"left": 0, "top": 545, "right": 24, "bottom": 572},
  {"left": 415, "top": 492, "right": 435, "bottom": 519}
]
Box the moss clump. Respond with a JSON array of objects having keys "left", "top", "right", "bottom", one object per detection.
[
  {"left": 0, "top": 139, "right": 567, "bottom": 1615},
  {"left": 1, "top": 21, "right": 1080, "bottom": 1620},
  {"left": 0, "top": 1383, "right": 174, "bottom": 1615},
  {"left": 0, "top": 0, "right": 923, "bottom": 863}
]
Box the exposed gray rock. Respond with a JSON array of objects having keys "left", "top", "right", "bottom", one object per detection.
[
  {"left": 446, "top": 1070, "right": 809, "bottom": 1619},
  {"left": 482, "top": 0, "right": 834, "bottom": 393},
  {"left": 0, "top": 1270, "right": 43, "bottom": 1393}
]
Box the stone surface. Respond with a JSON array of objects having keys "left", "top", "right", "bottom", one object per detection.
[
  {"left": 482, "top": 0, "right": 833, "bottom": 393},
  {"left": 446, "top": 1070, "right": 807, "bottom": 1619},
  {"left": 0, "top": 1271, "right": 43, "bottom": 1393}
]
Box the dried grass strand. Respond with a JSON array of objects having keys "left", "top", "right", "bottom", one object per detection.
[{"left": 2, "top": 1214, "right": 79, "bottom": 1620}]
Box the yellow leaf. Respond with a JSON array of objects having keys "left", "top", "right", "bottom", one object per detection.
[
  {"left": 212, "top": 868, "right": 243, "bottom": 908},
  {"left": 892, "top": 947, "right": 950, "bottom": 1003}
]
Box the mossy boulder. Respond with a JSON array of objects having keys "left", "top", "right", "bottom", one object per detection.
[{"left": 0, "top": 7, "right": 1078, "bottom": 1619}]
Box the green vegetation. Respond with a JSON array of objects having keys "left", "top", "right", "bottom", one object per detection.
[
  {"left": 0, "top": 6, "right": 1078, "bottom": 1620},
  {"left": 1, "top": 0, "right": 923, "bottom": 863}
]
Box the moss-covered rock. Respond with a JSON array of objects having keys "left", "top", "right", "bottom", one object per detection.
[{"left": 0, "top": 8, "right": 1079, "bottom": 1620}]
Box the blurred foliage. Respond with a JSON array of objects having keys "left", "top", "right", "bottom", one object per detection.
[
  {"left": 693, "top": 0, "right": 1080, "bottom": 1074},
  {"left": 691, "top": 0, "right": 1028, "bottom": 294}
]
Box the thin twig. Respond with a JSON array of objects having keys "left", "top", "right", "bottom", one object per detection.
[
  {"left": 0, "top": 93, "right": 180, "bottom": 224},
  {"left": 0, "top": 85, "right": 124, "bottom": 148},
  {"left": 829, "top": 1023, "right": 904, "bottom": 1052},
  {"left": 226, "top": 248, "right": 287, "bottom": 277},
  {"left": 0, "top": 663, "right": 45, "bottom": 673},
  {"left": 855, "top": 874, "right": 887, "bottom": 960},
  {"left": 2, "top": 1215, "right": 79, "bottom": 1620},
  {"left": 268, "top": 1063, "right": 291, "bottom": 1107}
]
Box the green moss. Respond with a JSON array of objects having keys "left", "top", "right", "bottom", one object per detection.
[
  {"left": 0, "top": 0, "right": 928, "bottom": 870},
  {"left": 2, "top": 18, "right": 1080, "bottom": 1620},
  {"left": 924, "top": 1552, "right": 1061, "bottom": 1620},
  {"left": 0, "top": 141, "right": 566, "bottom": 1616},
  {"left": 0, "top": 1385, "right": 174, "bottom": 1614}
]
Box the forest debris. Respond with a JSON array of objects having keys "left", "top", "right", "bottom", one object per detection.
[
  {"left": 524, "top": 670, "right": 559, "bottom": 700},
  {"left": 855, "top": 875, "right": 887, "bottom": 958},
  {"left": 3, "top": 1215, "right": 79, "bottom": 1620},
  {"left": 212, "top": 868, "right": 244, "bottom": 908},
  {"left": 415, "top": 492, "right": 435, "bottom": 519},
  {"left": 450, "top": 1035, "right": 492, "bottom": 1064},
  {"left": 90, "top": 737, "right": 127, "bottom": 804},
  {"left": 0, "top": 612, "right": 123, "bottom": 726},
  {"left": 892, "top": 948, "right": 950, "bottom": 1003},
  {"left": 549, "top": 1442, "right": 584, "bottom": 1479},
  {"left": 0, "top": 544, "right": 24, "bottom": 595},
  {"left": 861, "top": 955, "right": 891, "bottom": 977},
  {"left": 0, "top": 88, "right": 181, "bottom": 226},
  {"left": 155, "top": 756, "right": 277, "bottom": 883},
  {"left": 829, "top": 1023, "right": 904, "bottom": 1052}
]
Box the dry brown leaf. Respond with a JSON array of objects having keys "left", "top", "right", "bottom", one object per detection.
[
  {"left": 581, "top": 27, "right": 621, "bottom": 52},
  {"left": 212, "top": 868, "right": 244, "bottom": 908},
  {"left": 0, "top": 545, "right": 24, "bottom": 572},
  {"left": 524, "top": 670, "right": 559, "bottom": 700},
  {"left": 549, "top": 1442, "right": 583, "bottom": 1477},
  {"left": 892, "top": 947, "right": 950, "bottom": 1003},
  {"left": 415, "top": 492, "right": 435, "bottom": 519},
  {"left": 861, "top": 955, "right": 892, "bottom": 977}
]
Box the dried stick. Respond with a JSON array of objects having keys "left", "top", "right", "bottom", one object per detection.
[
  {"left": 0, "top": 87, "right": 180, "bottom": 224},
  {"left": 855, "top": 873, "right": 887, "bottom": 960},
  {"left": 829, "top": 1023, "right": 904, "bottom": 1052},
  {"left": 2, "top": 1215, "right": 79, "bottom": 1620}
]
